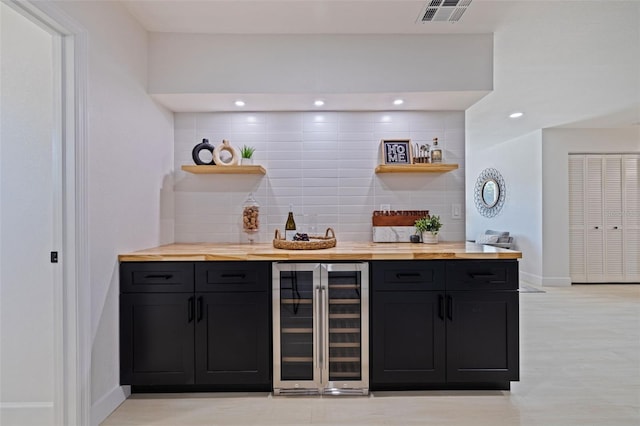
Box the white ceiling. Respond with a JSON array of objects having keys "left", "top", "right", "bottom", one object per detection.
[
  {"left": 122, "top": 0, "right": 512, "bottom": 35},
  {"left": 121, "top": 0, "right": 640, "bottom": 144}
]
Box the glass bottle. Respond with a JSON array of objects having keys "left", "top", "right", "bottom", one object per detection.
[
  {"left": 285, "top": 205, "right": 297, "bottom": 241},
  {"left": 242, "top": 193, "right": 260, "bottom": 243},
  {"left": 431, "top": 137, "right": 442, "bottom": 163}
]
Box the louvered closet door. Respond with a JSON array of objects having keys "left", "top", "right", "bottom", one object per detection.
[
  {"left": 585, "top": 156, "right": 604, "bottom": 282},
  {"left": 568, "top": 156, "right": 586, "bottom": 282},
  {"left": 603, "top": 156, "right": 624, "bottom": 281},
  {"left": 623, "top": 155, "right": 640, "bottom": 281}
]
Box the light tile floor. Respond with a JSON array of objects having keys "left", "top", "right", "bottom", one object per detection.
[{"left": 102, "top": 284, "right": 640, "bottom": 425}]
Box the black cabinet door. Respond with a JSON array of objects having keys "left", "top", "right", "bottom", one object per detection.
[
  {"left": 445, "top": 291, "right": 519, "bottom": 383},
  {"left": 371, "top": 291, "right": 446, "bottom": 386},
  {"left": 195, "top": 292, "right": 270, "bottom": 386},
  {"left": 120, "top": 293, "right": 195, "bottom": 385}
]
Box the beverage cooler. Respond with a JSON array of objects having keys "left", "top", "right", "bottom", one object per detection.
[{"left": 272, "top": 263, "right": 369, "bottom": 395}]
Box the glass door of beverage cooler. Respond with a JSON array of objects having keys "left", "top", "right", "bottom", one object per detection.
[
  {"left": 273, "top": 263, "right": 321, "bottom": 394},
  {"left": 321, "top": 263, "right": 369, "bottom": 395},
  {"left": 273, "top": 263, "right": 368, "bottom": 395}
]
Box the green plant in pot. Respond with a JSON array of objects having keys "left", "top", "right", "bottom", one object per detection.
[
  {"left": 240, "top": 145, "right": 256, "bottom": 165},
  {"left": 414, "top": 214, "right": 442, "bottom": 244}
]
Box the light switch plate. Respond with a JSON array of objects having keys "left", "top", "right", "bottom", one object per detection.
[{"left": 452, "top": 203, "right": 462, "bottom": 219}]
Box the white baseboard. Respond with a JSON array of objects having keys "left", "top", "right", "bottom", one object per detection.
[
  {"left": 0, "top": 402, "right": 53, "bottom": 425},
  {"left": 91, "top": 385, "right": 130, "bottom": 426},
  {"left": 519, "top": 271, "right": 542, "bottom": 286},
  {"left": 541, "top": 276, "right": 572, "bottom": 287},
  {"left": 520, "top": 271, "right": 571, "bottom": 287}
]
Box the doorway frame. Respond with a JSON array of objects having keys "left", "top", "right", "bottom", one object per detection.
[{"left": 4, "top": 1, "right": 90, "bottom": 424}]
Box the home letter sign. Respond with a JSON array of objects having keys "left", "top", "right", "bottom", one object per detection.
[{"left": 381, "top": 139, "right": 412, "bottom": 165}]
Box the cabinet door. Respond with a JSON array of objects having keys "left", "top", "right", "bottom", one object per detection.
[
  {"left": 195, "top": 292, "right": 270, "bottom": 387},
  {"left": 371, "top": 291, "right": 446, "bottom": 386},
  {"left": 446, "top": 291, "right": 519, "bottom": 384},
  {"left": 120, "top": 293, "right": 195, "bottom": 385}
]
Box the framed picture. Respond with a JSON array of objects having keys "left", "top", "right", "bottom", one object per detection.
[{"left": 381, "top": 139, "right": 412, "bottom": 165}]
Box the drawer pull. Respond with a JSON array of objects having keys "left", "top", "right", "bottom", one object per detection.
[
  {"left": 396, "top": 273, "right": 421, "bottom": 279},
  {"left": 144, "top": 274, "right": 173, "bottom": 280},
  {"left": 221, "top": 273, "right": 246, "bottom": 279},
  {"left": 469, "top": 273, "right": 497, "bottom": 279}
]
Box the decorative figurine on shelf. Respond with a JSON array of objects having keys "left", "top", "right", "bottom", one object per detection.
[
  {"left": 414, "top": 142, "right": 431, "bottom": 164},
  {"left": 430, "top": 137, "right": 442, "bottom": 163},
  {"left": 213, "top": 139, "right": 240, "bottom": 166},
  {"left": 240, "top": 145, "right": 256, "bottom": 165},
  {"left": 191, "top": 138, "right": 215, "bottom": 165}
]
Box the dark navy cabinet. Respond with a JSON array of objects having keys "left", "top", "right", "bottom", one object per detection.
[
  {"left": 370, "top": 260, "right": 519, "bottom": 390},
  {"left": 120, "top": 261, "right": 271, "bottom": 391}
]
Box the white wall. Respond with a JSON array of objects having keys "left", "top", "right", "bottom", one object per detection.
[
  {"left": 466, "top": 1, "right": 639, "bottom": 147},
  {"left": 1, "top": 4, "right": 55, "bottom": 424},
  {"left": 53, "top": 1, "right": 175, "bottom": 423},
  {"left": 148, "top": 34, "right": 493, "bottom": 95},
  {"left": 175, "top": 111, "right": 465, "bottom": 243},
  {"left": 466, "top": 130, "right": 543, "bottom": 285},
  {"left": 542, "top": 127, "right": 640, "bottom": 286}
]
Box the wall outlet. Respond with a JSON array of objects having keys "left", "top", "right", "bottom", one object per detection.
[
  {"left": 380, "top": 204, "right": 391, "bottom": 213},
  {"left": 451, "top": 203, "right": 462, "bottom": 219}
]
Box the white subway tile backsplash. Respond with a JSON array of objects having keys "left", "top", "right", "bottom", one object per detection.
[
  {"left": 174, "top": 111, "right": 465, "bottom": 243},
  {"left": 196, "top": 113, "right": 230, "bottom": 130}
]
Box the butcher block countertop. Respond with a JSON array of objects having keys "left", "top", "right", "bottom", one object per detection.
[{"left": 119, "top": 242, "right": 522, "bottom": 262}]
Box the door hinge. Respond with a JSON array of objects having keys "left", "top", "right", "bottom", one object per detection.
[{"left": 51, "top": 251, "right": 58, "bottom": 263}]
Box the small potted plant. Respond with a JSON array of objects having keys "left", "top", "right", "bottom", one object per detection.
[
  {"left": 414, "top": 214, "right": 442, "bottom": 244},
  {"left": 240, "top": 145, "right": 256, "bottom": 165}
]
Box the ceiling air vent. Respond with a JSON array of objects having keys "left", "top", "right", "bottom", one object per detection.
[{"left": 418, "top": 0, "right": 472, "bottom": 23}]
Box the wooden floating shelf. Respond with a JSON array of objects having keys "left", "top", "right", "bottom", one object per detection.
[
  {"left": 181, "top": 165, "right": 266, "bottom": 175},
  {"left": 375, "top": 163, "right": 459, "bottom": 174}
]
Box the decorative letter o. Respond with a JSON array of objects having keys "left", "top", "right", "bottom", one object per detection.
[{"left": 213, "top": 139, "right": 240, "bottom": 166}]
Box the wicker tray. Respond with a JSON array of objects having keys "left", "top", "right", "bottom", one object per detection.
[{"left": 273, "top": 228, "right": 336, "bottom": 250}]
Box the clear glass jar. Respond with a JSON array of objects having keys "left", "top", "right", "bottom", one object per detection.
[{"left": 242, "top": 193, "right": 260, "bottom": 243}]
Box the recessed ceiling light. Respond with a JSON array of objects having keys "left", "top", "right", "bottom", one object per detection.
[
  {"left": 393, "top": 99, "right": 404, "bottom": 106},
  {"left": 314, "top": 100, "right": 325, "bottom": 107},
  {"left": 234, "top": 100, "right": 245, "bottom": 107},
  {"left": 509, "top": 112, "right": 524, "bottom": 118}
]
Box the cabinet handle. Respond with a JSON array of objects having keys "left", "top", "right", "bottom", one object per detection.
[
  {"left": 314, "top": 285, "right": 321, "bottom": 370},
  {"left": 438, "top": 294, "right": 444, "bottom": 320},
  {"left": 469, "top": 273, "right": 496, "bottom": 279},
  {"left": 447, "top": 295, "right": 453, "bottom": 321},
  {"left": 196, "top": 296, "right": 203, "bottom": 322},
  {"left": 594, "top": 226, "right": 599, "bottom": 230},
  {"left": 396, "top": 273, "right": 420, "bottom": 279},
  {"left": 145, "top": 274, "right": 173, "bottom": 280},
  {"left": 613, "top": 226, "right": 619, "bottom": 230},
  {"left": 221, "top": 273, "right": 246, "bottom": 279},
  {"left": 188, "top": 297, "right": 194, "bottom": 322}
]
